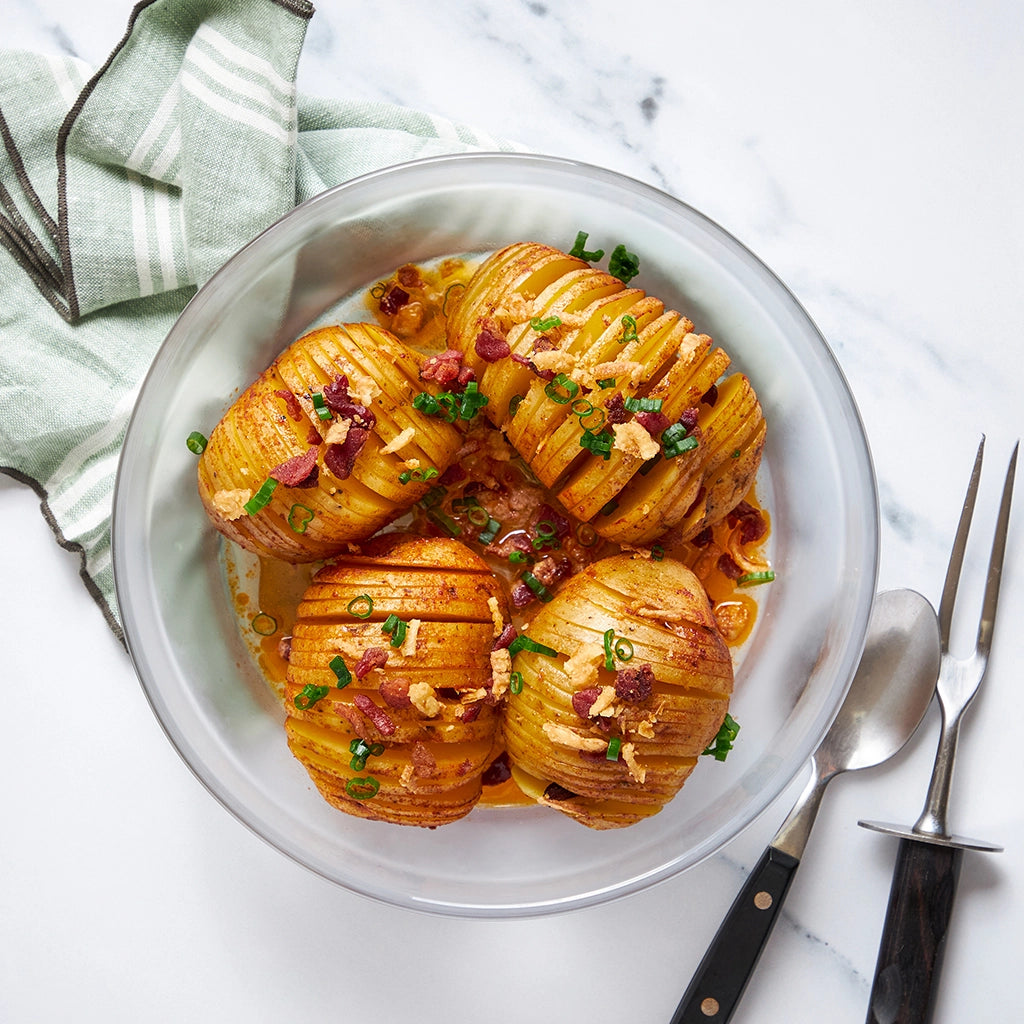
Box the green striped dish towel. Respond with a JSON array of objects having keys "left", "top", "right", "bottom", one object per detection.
[{"left": 0, "top": 0, "right": 514, "bottom": 640}]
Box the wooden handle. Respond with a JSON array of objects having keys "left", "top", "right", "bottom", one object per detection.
[
  {"left": 866, "top": 839, "right": 964, "bottom": 1024},
  {"left": 671, "top": 846, "right": 799, "bottom": 1024}
]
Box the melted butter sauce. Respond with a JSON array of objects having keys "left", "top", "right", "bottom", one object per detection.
[{"left": 224, "top": 254, "right": 773, "bottom": 808}]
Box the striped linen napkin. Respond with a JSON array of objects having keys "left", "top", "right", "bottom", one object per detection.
[{"left": 0, "top": 0, "right": 513, "bottom": 639}]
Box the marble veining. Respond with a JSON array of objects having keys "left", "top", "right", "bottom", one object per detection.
[{"left": 3, "top": 2, "right": 1022, "bottom": 1022}]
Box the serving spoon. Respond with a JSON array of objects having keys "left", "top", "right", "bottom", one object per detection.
[{"left": 671, "top": 588, "right": 941, "bottom": 1024}]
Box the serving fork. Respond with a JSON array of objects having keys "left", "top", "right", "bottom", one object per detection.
[{"left": 860, "top": 435, "right": 1019, "bottom": 1024}]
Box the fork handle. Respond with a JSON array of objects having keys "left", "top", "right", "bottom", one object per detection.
[{"left": 865, "top": 838, "right": 963, "bottom": 1024}]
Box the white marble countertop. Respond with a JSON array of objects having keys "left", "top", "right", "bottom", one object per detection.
[{"left": 3, "top": 2, "right": 1022, "bottom": 1021}]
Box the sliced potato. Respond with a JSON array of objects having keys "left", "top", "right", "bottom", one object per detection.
[
  {"left": 197, "top": 324, "right": 462, "bottom": 561},
  {"left": 284, "top": 533, "right": 511, "bottom": 827},
  {"left": 501, "top": 553, "right": 733, "bottom": 829}
]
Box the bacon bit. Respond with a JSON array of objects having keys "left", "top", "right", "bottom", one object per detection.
[
  {"left": 492, "top": 623, "right": 518, "bottom": 650},
  {"left": 410, "top": 740, "right": 436, "bottom": 776},
  {"left": 420, "top": 349, "right": 464, "bottom": 385},
  {"left": 354, "top": 646, "right": 389, "bottom": 679},
  {"left": 269, "top": 446, "right": 320, "bottom": 487},
  {"left": 635, "top": 410, "right": 671, "bottom": 436},
  {"left": 459, "top": 702, "right": 482, "bottom": 723},
  {"left": 536, "top": 503, "right": 572, "bottom": 539},
  {"left": 481, "top": 751, "right": 511, "bottom": 786},
  {"left": 277, "top": 635, "right": 292, "bottom": 662},
  {"left": 211, "top": 488, "right": 251, "bottom": 520},
  {"left": 306, "top": 425, "right": 324, "bottom": 445},
  {"left": 396, "top": 265, "right": 422, "bottom": 288},
  {"left": 379, "top": 676, "right": 412, "bottom": 709},
  {"left": 474, "top": 325, "right": 511, "bottom": 362},
  {"left": 324, "top": 426, "right": 369, "bottom": 480},
  {"left": 615, "top": 663, "right": 655, "bottom": 702},
  {"left": 323, "top": 375, "right": 376, "bottom": 430},
  {"left": 532, "top": 555, "right": 572, "bottom": 587},
  {"left": 572, "top": 686, "right": 602, "bottom": 718},
  {"left": 352, "top": 693, "right": 397, "bottom": 736},
  {"left": 274, "top": 389, "right": 303, "bottom": 421},
  {"left": 728, "top": 500, "right": 768, "bottom": 544},
  {"left": 511, "top": 582, "right": 536, "bottom": 608},
  {"left": 605, "top": 392, "right": 630, "bottom": 424},
  {"left": 532, "top": 335, "right": 556, "bottom": 353},
  {"left": 408, "top": 681, "right": 441, "bottom": 717},
  {"left": 701, "top": 383, "right": 719, "bottom": 407},
  {"left": 717, "top": 553, "right": 744, "bottom": 580},
  {"left": 456, "top": 365, "right": 476, "bottom": 387},
  {"left": 679, "top": 407, "right": 700, "bottom": 432},
  {"left": 379, "top": 284, "right": 410, "bottom": 315},
  {"left": 684, "top": 485, "right": 706, "bottom": 519},
  {"left": 691, "top": 525, "right": 714, "bottom": 547},
  {"left": 439, "top": 463, "right": 467, "bottom": 486}
]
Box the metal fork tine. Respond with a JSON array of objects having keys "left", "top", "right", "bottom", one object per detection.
[
  {"left": 976, "top": 440, "right": 1019, "bottom": 657},
  {"left": 937, "top": 437, "right": 985, "bottom": 654}
]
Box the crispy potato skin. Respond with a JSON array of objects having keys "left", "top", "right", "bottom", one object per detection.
[
  {"left": 445, "top": 242, "right": 765, "bottom": 544},
  {"left": 197, "top": 324, "right": 462, "bottom": 561},
  {"left": 284, "top": 533, "right": 511, "bottom": 827},
  {"left": 502, "top": 553, "right": 733, "bottom": 829}
]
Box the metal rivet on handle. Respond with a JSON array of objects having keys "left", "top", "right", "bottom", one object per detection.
[
  {"left": 700, "top": 997, "right": 720, "bottom": 1016},
  {"left": 753, "top": 890, "right": 773, "bottom": 910}
]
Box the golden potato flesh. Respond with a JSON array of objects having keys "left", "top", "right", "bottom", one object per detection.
[
  {"left": 284, "top": 533, "right": 511, "bottom": 827},
  {"left": 197, "top": 323, "right": 463, "bottom": 561},
  {"left": 445, "top": 242, "right": 765, "bottom": 545},
  {"left": 501, "top": 553, "right": 733, "bottom": 829}
]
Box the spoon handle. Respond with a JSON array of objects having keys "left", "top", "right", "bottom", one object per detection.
[{"left": 670, "top": 845, "right": 799, "bottom": 1024}]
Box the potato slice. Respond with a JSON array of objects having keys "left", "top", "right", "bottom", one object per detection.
[
  {"left": 501, "top": 553, "right": 733, "bottom": 829},
  {"left": 197, "top": 323, "right": 462, "bottom": 561},
  {"left": 446, "top": 243, "right": 765, "bottom": 545},
  {"left": 283, "top": 533, "right": 511, "bottom": 827}
]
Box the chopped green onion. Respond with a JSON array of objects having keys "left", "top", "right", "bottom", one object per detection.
[
  {"left": 597, "top": 377, "right": 617, "bottom": 389},
  {"left": 568, "top": 230, "right": 605, "bottom": 262},
  {"left": 619, "top": 314, "right": 638, "bottom": 344},
  {"left": 578, "top": 408, "right": 607, "bottom": 432},
  {"left": 509, "top": 394, "right": 525, "bottom": 417},
  {"left": 508, "top": 635, "right": 559, "bottom": 658},
  {"left": 451, "top": 496, "right": 481, "bottom": 513},
  {"left": 413, "top": 391, "right": 458, "bottom": 423},
  {"left": 250, "top": 612, "right": 277, "bottom": 636},
  {"left": 732, "top": 448, "right": 742, "bottom": 458},
  {"left": 350, "top": 754, "right": 367, "bottom": 771},
  {"left": 293, "top": 683, "right": 330, "bottom": 710},
  {"left": 509, "top": 551, "right": 529, "bottom": 564},
  {"left": 737, "top": 570, "right": 776, "bottom": 587},
  {"left": 661, "top": 422, "right": 689, "bottom": 445},
  {"left": 185, "top": 431, "right": 208, "bottom": 454},
  {"left": 329, "top": 655, "right": 352, "bottom": 688},
  {"left": 287, "top": 503, "right": 314, "bottom": 534},
  {"left": 413, "top": 467, "right": 439, "bottom": 482},
  {"left": 467, "top": 506, "right": 490, "bottom": 527},
  {"left": 580, "top": 428, "right": 614, "bottom": 460},
  {"left": 345, "top": 776, "right": 380, "bottom": 800},
  {"left": 613, "top": 637, "right": 634, "bottom": 662},
  {"left": 544, "top": 373, "right": 579, "bottom": 405},
  {"left": 346, "top": 595, "right": 374, "bottom": 619},
  {"left": 478, "top": 517, "right": 501, "bottom": 544},
  {"left": 702, "top": 713, "right": 741, "bottom": 761},
  {"left": 381, "top": 614, "right": 408, "bottom": 648},
  {"left": 608, "top": 244, "right": 640, "bottom": 284},
  {"left": 664, "top": 435, "right": 700, "bottom": 459},
  {"left": 441, "top": 281, "right": 465, "bottom": 317},
  {"left": 368, "top": 742, "right": 385, "bottom": 757},
  {"left": 650, "top": 544, "right": 665, "bottom": 561},
  {"left": 571, "top": 398, "right": 594, "bottom": 417},
  {"left": 398, "top": 470, "right": 412, "bottom": 484},
  {"left": 311, "top": 392, "right": 332, "bottom": 421},
  {"left": 427, "top": 509, "right": 462, "bottom": 537},
  {"left": 458, "top": 381, "right": 489, "bottom": 420},
  {"left": 606, "top": 736, "right": 622, "bottom": 761},
  {"left": 419, "top": 485, "right": 447, "bottom": 509},
  {"left": 530, "top": 315, "right": 562, "bottom": 331},
  {"left": 520, "top": 571, "right": 554, "bottom": 603},
  {"left": 243, "top": 478, "right": 278, "bottom": 515},
  {"left": 532, "top": 520, "right": 560, "bottom": 550},
  {"left": 603, "top": 628, "right": 616, "bottom": 671},
  {"left": 599, "top": 499, "right": 619, "bottom": 516},
  {"left": 370, "top": 282, "right": 387, "bottom": 299},
  {"left": 509, "top": 671, "right": 524, "bottom": 695},
  {"left": 623, "top": 396, "right": 663, "bottom": 413},
  {"left": 575, "top": 523, "right": 598, "bottom": 547},
  {"left": 349, "top": 738, "right": 371, "bottom": 757}
]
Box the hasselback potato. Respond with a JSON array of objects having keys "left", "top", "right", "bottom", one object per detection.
[
  {"left": 502, "top": 553, "right": 734, "bottom": 829},
  {"left": 446, "top": 242, "right": 765, "bottom": 544},
  {"left": 284, "top": 533, "right": 511, "bottom": 826},
  {"left": 197, "top": 323, "right": 462, "bottom": 561}
]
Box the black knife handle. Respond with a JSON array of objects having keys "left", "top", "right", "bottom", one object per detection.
[
  {"left": 866, "top": 838, "right": 964, "bottom": 1024},
  {"left": 671, "top": 846, "right": 799, "bottom": 1024}
]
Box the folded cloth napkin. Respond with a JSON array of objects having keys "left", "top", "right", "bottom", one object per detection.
[{"left": 0, "top": 0, "right": 514, "bottom": 640}]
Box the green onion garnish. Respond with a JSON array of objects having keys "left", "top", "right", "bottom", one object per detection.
[
  {"left": 661, "top": 422, "right": 688, "bottom": 445},
  {"left": 293, "top": 683, "right": 330, "bottom": 710},
  {"left": 737, "top": 570, "right": 776, "bottom": 587},
  {"left": 346, "top": 595, "right": 374, "bottom": 619},
  {"left": 530, "top": 315, "right": 562, "bottom": 331},
  {"left": 664, "top": 435, "right": 700, "bottom": 459},
  {"left": 508, "top": 635, "right": 559, "bottom": 658},
  {"left": 419, "top": 485, "right": 447, "bottom": 509},
  {"left": 544, "top": 373, "right": 579, "bottom": 405},
  {"left": 606, "top": 736, "right": 622, "bottom": 761},
  {"left": 311, "top": 392, "right": 332, "bottom": 421},
  {"left": 608, "top": 244, "right": 640, "bottom": 284},
  {"left": 650, "top": 544, "right": 665, "bottom": 561},
  {"left": 478, "top": 517, "right": 501, "bottom": 545},
  {"left": 509, "top": 394, "right": 525, "bottom": 417},
  {"left": 702, "top": 713, "right": 741, "bottom": 761},
  {"left": 575, "top": 523, "right": 598, "bottom": 547},
  {"left": 571, "top": 398, "right": 594, "bottom": 418},
  {"left": 619, "top": 314, "right": 638, "bottom": 344},
  {"left": 250, "top": 612, "right": 277, "bottom": 636},
  {"left": 329, "top": 655, "right": 352, "bottom": 688},
  {"left": 345, "top": 776, "right": 380, "bottom": 800},
  {"left": 451, "top": 496, "right": 481, "bottom": 513},
  {"left": 398, "top": 470, "right": 412, "bottom": 484},
  {"left": 441, "top": 281, "right": 465, "bottom": 317},
  {"left": 509, "top": 671, "right": 524, "bottom": 695},
  {"left": 186, "top": 431, "right": 208, "bottom": 454},
  {"left": 457, "top": 381, "right": 489, "bottom": 420},
  {"left": 520, "top": 571, "right": 554, "bottom": 602},
  {"left": 243, "top": 478, "right": 278, "bottom": 515},
  {"left": 467, "top": 506, "right": 490, "bottom": 527},
  {"left": 568, "top": 230, "right": 605, "bottom": 262},
  {"left": 532, "top": 520, "right": 560, "bottom": 550},
  {"left": 623, "top": 396, "right": 663, "bottom": 413},
  {"left": 613, "top": 637, "right": 634, "bottom": 662},
  {"left": 509, "top": 551, "right": 529, "bottom": 564},
  {"left": 287, "top": 503, "right": 314, "bottom": 534},
  {"left": 597, "top": 377, "right": 617, "bottom": 389},
  {"left": 603, "top": 628, "right": 616, "bottom": 671},
  {"left": 381, "top": 614, "right": 408, "bottom": 648},
  {"left": 427, "top": 509, "right": 462, "bottom": 537},
  {"left": 580, "top": 428, "right": 614, "bottom": 460}
]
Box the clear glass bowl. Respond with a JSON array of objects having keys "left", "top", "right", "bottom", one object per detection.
[{"left": 113, "top": 153, "right": 878, "bottom": 917}]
